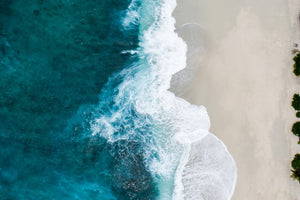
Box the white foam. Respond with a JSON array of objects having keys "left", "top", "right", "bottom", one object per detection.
[
  {"left": 181, "top": 134, "right": 237, "bottom": 200},
  {"left": 92, "top": 0, "right": 237, "bottom": 199},
  {"left": 122, "top": 0, "right": 141, "bottom": 29}
]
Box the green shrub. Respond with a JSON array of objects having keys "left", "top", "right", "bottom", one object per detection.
[
  {"left": 296, "top": 112, "right": 300, "bottom": 118},
  {"left": 292, "top": 94, "right": 300, "bottom": 110},
  {"left": 292, "top": 122, "right": 300, "bottom": 137},
  {"left": 291, "top": 154, "right": 300, "bottom": 183},
  {"left": 293, "top": 53, "right": 300, "bottom": 76}
]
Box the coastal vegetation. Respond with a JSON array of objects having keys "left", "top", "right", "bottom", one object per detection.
[
  {"left": 293, "top": 52, "right": 300, "bottom": 76},
  {"left": 292, "top": 122, "right": 300, "bottom": 137},
  {"left": 292, "top": 94, "right": 300, "bottom": 110},
  {"left": 291, "top": 48, "right": 300, "bottom": 183},
  {"left": 291, "top": 154, "right": 300, "bottom": 183}
]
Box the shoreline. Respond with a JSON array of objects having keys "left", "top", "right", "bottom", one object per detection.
[{"left": 174, "top": 0, "right": 300, "bottom": 199}]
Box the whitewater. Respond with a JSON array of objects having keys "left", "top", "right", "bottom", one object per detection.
[{"left": 89, "top": 0, "right": 237, "bottom": 199}]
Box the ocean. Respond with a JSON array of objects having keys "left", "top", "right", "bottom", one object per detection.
[{"left": 0, "top": 0, "right": 236, "bottom": 199}]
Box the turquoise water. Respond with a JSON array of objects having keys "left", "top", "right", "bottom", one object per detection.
[
  {"left": 0, "top": 0, "right": 157, "bottom": 199},
  {"left": 0, "top": 0, "right": 237, "bottom": 199}
]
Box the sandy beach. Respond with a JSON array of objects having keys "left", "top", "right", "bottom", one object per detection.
[{"left": 174, "top": 0, "right": 300, "bottom": 199}]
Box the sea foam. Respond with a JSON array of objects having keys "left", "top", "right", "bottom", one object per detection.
[{"left": 91, "top": 0, "right": 237, "bottom": 199}]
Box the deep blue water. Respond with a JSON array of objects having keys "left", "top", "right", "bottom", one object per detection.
[{"left": 0, "top": 0, "right": 157, "bottom": 199}]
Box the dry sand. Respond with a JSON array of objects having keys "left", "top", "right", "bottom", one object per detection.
[{"left": 174, "top": 0, "right": 300, "bottom": 199}]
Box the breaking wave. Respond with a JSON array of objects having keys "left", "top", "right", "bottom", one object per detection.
[{"left": 90, "top": 0, "right": 237, "bottom": 199}]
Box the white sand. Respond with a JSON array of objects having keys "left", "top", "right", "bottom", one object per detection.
[{"left": 174, "top": 0, "right": 300, "bottom": 199}]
